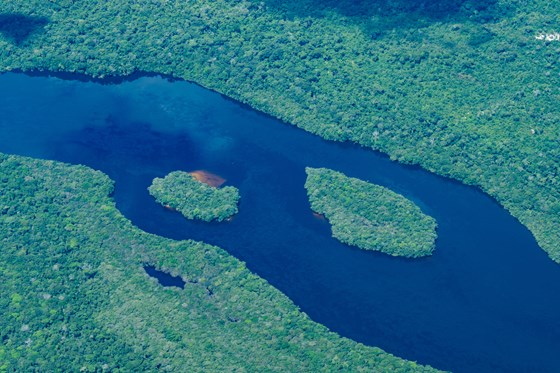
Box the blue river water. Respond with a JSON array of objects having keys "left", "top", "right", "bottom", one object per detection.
[{"left": 0, "top": 72, "right": 559, "bottom": 372}]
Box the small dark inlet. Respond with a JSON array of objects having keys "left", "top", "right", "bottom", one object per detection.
[
  {"left": 144, "top": 265, "right": 186, "bottom": 289},
  {"left": 0, "top": 13, "right": 49, "bottom": 45}
]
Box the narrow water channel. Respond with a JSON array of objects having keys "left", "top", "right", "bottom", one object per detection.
[{"left": 0, "top": 72, "right": 559, "bottom": 372}]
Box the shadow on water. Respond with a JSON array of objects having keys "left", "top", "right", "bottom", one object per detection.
[
  {"left": 16, "top": 69, "right": 178, "bottom": 85},
  {"left": 1, "top": 72, "right": 560, "bottom": 373},
  {"left": 0, "top": 13, "right": 49, "bottom": 45}
]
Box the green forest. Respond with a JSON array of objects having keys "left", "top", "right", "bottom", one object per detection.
[
  {"left": 1, "top": 0, "right": 558, "bottom": 370},
  {"left": 0, "top": 0, "right": 557, "bottom": 263},
  {"left": 0, "top": 153, "right": 438, "bottom": 372},
  {"left": 305, "top": 167, "right": 437, "bottom": 257},
  {"left": 149, "top": 171, "right": 240, "bottom": 222}
]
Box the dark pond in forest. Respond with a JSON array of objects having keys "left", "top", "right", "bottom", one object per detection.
[
  {"left": 1, "top": 72, "right": 559, "bottom": 373},
  {"left": 144, "top": 265, "right": 186, "bottom": 289}
]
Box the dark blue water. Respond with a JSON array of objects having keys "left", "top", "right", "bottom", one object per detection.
[
  {"left": 144, "top": 265, "right": 186, "bottom": 289},
  {"left": 1, "top": 72, "right": 559, "bottom": 373}
]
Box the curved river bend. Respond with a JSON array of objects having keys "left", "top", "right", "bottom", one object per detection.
[{"left": 0, "top": 73, "right": 559, "bottom": 373}]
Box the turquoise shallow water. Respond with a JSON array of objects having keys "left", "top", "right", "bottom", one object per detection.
[{"left": 1, "top": 72, "right": 559, "bottom": 372}]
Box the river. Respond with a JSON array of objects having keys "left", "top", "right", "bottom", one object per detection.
[{"left": 0, "top": 72, "right": 559, "bottom": 372}]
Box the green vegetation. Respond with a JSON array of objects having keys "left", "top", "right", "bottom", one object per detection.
[
  {"left": 149, "top": 171, "right": 239, "bottom": 222},
  {"left": 1, "top": 0, "right": 558, "bottom": 262},
  {"left": 305, "top": 168, "right": 437, "bottom": 257},
  {"left": 0, "top": 153, "right": 438, "bottom": 371}
]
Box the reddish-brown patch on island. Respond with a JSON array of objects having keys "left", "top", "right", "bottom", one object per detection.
[{"left": 189, "top": 170, "right": 226, "bottom": 188}]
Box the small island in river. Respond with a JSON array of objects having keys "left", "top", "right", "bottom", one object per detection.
[
  {"left": 305, "top": 167, "right": 437, "bottom": 258},
  {"left": 149, "top": 170, "right": 240, "bottom": 222}
]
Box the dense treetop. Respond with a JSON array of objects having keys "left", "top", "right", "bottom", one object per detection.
[
  {"left": 149, "top": 171, "right": 239, "bottom": 222},
  {"left": 305, "top": 167, "right": 437, "bottom": 257}
]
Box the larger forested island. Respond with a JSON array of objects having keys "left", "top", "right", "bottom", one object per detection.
[{"left": 305, "top": 167, "right": 437, "bottom": 257}]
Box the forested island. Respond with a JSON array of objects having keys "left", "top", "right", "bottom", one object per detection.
[
  {"left": 0, "top": 153, "right": 438, "bottom": 371},
  {"left": 148, "top": 171, "right": 239, "bottom": 222},
  {"left": 1, "top": 0, "right": 558, "bottom": 263},
  {"left": 305, "top": 168, "right": 437, "bottom": 257}
]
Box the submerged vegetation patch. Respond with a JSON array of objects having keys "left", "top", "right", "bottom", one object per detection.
[
  {"left": 148, "top": 170, "right": 239, "bottom": 222},
  {"left": 305, "top": 167, "right": 437, "bottom": 257}
]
